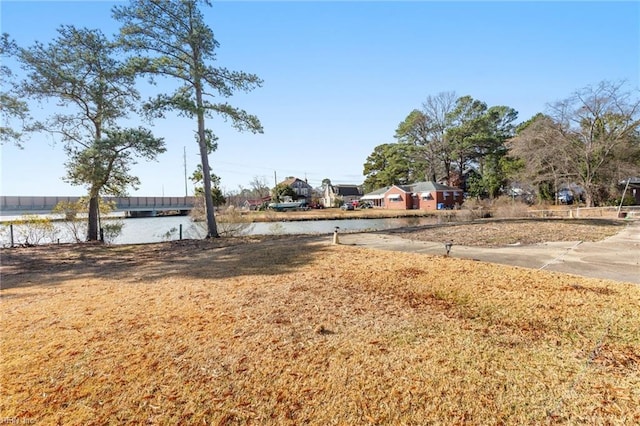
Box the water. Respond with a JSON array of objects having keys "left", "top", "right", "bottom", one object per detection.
[{"left": 0, "top": 215, "right": 438, "bottom": 246}]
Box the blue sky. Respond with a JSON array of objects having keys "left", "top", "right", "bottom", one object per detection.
[{"left": 1, "top": 1, "right": 639, "bottom": 197}]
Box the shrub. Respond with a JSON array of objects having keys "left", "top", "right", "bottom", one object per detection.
[
  {"left": 52, "top": 198, "right": 118, "bottom": 243},
  {"left": 101, "top": 220, "right": 124, "bottom": 244},
  {"left": 491, "top": 197, "right": 531, "bottom": 219},
  {"left": 8, "top": 215, "right": 60, "bottom": 246},
  {"left": 217, "top": 207, "right": 255, "bottom": 237},
  {"left": 611, "top": 194, "right": 636, "bottom": 207},
  {"left": 461, "top": 198, "right": 490, "bottom": 220}
]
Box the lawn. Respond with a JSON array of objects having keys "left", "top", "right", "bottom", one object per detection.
[{"left": 1, "top": 223, "right": 638, "bottom": 424}]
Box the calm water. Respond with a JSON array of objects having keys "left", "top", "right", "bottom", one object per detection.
[{"left": 0, "top": 215, "right": 438, "bottom": 246}]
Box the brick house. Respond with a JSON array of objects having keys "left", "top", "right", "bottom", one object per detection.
[
  {"left": 361, "top": 181, "right": 464, "bottom": 210},
  {"left": 359, "top": 186, "right": 389, "bottom": 208}
]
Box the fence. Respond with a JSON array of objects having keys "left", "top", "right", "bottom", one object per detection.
[{"left": 527, "top": 206, "right": 640, "bottom": 219}]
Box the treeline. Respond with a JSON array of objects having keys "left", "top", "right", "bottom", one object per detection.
[{"left": 363, "top": 82, "right": 640, "bottom": 207}]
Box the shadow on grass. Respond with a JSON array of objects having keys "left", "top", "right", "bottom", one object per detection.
[{"left": 0, "top": 234, "right": 331, "bottom": 290}]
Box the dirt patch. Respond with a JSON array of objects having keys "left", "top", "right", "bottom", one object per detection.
[{"left": 395, "top": 218, "right": 624, "bottom": 246}]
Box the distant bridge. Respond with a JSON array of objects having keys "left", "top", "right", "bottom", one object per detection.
[{"left": 0, "top": 196, "right": 196, "bottom": 217}]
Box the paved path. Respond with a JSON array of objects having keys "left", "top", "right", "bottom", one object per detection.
[{"left": 336, "top": 220, "right": 640, "bottom": 284}]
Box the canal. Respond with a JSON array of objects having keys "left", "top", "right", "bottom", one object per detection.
[{"left": 0, "top": 214, "right": 440, "bottom": 247}]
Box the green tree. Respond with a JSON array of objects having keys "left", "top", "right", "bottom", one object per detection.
[
  {"left": 474, "top": 105, "right": 518, "bottom": 197},
  {"left": 446, "top": 96, "right": 490, "bottom": 179},
  {"left": 395, "top": 92, "right": 458, "bottom": 183},
  {"left": 395, "top": 92, "right": 517, "bottom": 196},
  {"left": 17, "top": 26, "right": 162, "bottom": 241},
  {"left": 0, "top": 33, "right": 29, "bottom": 146},
  {"left": 65, "top": 127, "right": 166, "bottom": 210},
  {"left": 271, "top": 183, "right": 296, "bottom": 202},
  {"left": 362, "top": 143, "right": 421, "bottom": 192},
  {"left": 394, "top": 109, "right": 433, "bottom": 182},
  {"left": 445, "top": 97, "right": 518, "bottom": 196},
  {"left": 113, "top": 0, "right": 263, "bottom": 238},
  {"left": 191, "top": 164, "right": 226, "bottom": 207}
]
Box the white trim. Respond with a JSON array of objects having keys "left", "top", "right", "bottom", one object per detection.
[{"left": 387, "top": 194, "right": 402, "bottom": 200}]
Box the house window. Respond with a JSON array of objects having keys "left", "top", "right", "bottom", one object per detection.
[
  {"left": 388, "top": 194, "right": 401, "bottom": 201},
  {"left": 443, "top": 191, "right": 450, "bottom": 198},
  {"left": 421, "top": 192, "right": 433, "bottom": 200}
]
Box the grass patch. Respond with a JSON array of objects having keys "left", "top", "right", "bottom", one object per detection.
[{"left": 1, "top": 236, "right": 639, "bottom": 424}]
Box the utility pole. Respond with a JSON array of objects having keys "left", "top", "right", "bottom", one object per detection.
[{"left": 274, "top": 170, "right": 278, "bottom": 202}]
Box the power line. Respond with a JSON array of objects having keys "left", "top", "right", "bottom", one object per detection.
[{"left": 209, "top": 160, "right": 364, "bottom": 187}]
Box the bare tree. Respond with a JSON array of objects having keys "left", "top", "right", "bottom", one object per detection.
[
  {"left": 395, "top": 91, "right": 457, "bottom": 183},
  {"left": 422, "top": 91, "right": 458, "bottom": 182},
  {"left": 250, "top": 176, "right": 271, "bottom": 198},
  {"left": 507, "top": 114, "right": 576, "bottom": 203},
  {"left": 547, "top": 80, "right": 640, "bottom": 206}
]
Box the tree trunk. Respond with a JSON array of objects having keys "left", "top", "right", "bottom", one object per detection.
[
  {"left": 87, "top": 194, "right": 100, "bottom": 241},
  {"left": 195, "top": 85, "right": 219, "bottom": 238}
]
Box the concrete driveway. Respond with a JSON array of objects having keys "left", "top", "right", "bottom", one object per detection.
[{"left": 337, "top": 219, "right": 640, "bottom": 284}]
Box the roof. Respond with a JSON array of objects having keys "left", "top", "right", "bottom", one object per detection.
[
  {"left": 332, "top": 185, "right": 362, "bottom": 196},
  {"left": 360, "top": 186, "right": 390, "bottom": 200},
  {"left": 409, "top": 181, "right": 461, "bottom": 192},
  {"left": 244, "top": 196, "right": 271, "bottom": 206},
  {"left": 280, "top": 177, "right": 311, "bottom": 187},
  {"left": 362, "top": 182, "right": 461, "bottom": 198},
  {"left": 620, "top": 177, "right": 640, "bottom": 188}
]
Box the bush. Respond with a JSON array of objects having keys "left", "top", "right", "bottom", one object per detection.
[
  {"left": 101, "top": 220, "right": 124, "bottom": 244},
  {"left": 215, "top": 206, "right": 255, "bottom": 237},
  {"left": 611, "top": 194, "right": 636, "bottom": 207},
  {"left": 461, "top": 198, "right": 490, "bottom": 220},
  {"left": 491, "top": 197, "right": 531, "bottom": 219},
  {"left": 6, "top": 215, "right": 60, "bottom": 246}
]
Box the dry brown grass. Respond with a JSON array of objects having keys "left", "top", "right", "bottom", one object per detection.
[
  {"left": 232, "top": 207, "right": 439, "bottom": 222},
  {"left": 404, "top": 218, "right": 625, "bottom": 247},
  {"left": 1, "top": 225, "right": 639, "bottom": 424}
]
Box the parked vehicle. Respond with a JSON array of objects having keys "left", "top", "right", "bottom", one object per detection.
[
  {"left": 340, "top": 203, "right": 354, "bottom": 211},
  {"left": 557, "top": 189, "right": 574, "bottom": 204},
  {"left": 359, "top": 201, "right": 373, "bottom": 209}
]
